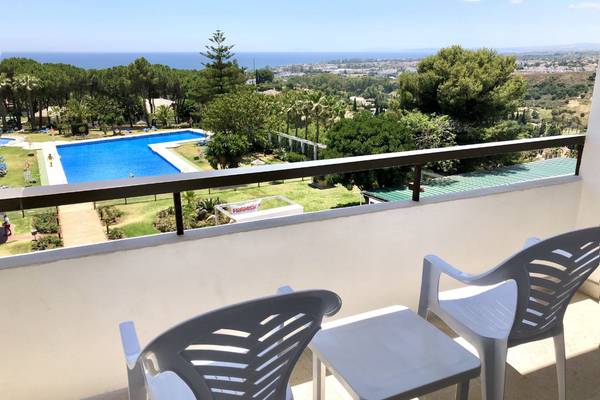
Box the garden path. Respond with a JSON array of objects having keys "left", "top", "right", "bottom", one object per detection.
[{"left": 59, "top": 203, "right": 106, "bottom": 247}]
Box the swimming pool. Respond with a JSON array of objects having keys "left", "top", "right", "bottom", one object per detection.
[
  {"left": 0, "top": 137, "right": 15, "bottom": 146},
  {"left": 57, "top": 131, "right": 206, "bottom": 184}
]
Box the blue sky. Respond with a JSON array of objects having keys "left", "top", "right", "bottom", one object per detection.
[{"left": 1, "top": 0, "right": 600, "bottom": 52}]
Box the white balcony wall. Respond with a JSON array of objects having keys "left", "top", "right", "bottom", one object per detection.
[
  {"left": 577, "top": 62, "right": 600, "bottom": 295},
  {"left": 0, "top": 176, "right": 585, "bottom": 400}
]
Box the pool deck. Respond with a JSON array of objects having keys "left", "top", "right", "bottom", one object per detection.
[
  {"left": 39, "top": 142, "right": 68, "bottom": 185},
  {"left": 149, "top": 138, "right": 203, "bottom": 173}
]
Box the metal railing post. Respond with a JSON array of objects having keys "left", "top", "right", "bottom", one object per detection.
[
  {"left": 575, "top": 144, "right": 585, "bottom": 176},
  {"left": 412, "top": 165, "right": 422, "bottom": 202},
  {"left": 173, "top": 192, "right": 184, "bottom": 236}
]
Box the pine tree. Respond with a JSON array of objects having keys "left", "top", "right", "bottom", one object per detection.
[{"left": 201, "top": 30, "right": 246, "bottom": 99}]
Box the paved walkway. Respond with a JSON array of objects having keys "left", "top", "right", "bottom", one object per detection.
[{"left": 58, "top": 203, "right": 106, "bottom": 247}]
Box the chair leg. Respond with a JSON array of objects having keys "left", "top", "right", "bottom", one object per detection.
[
  {"left": 479, "top": 339, "right": 508, "bottom": 400},
  {"left": 127, "top": 363, "right": 148, "bottom": 400},
  {"left": 456, "top": 380, "right": 470, "bottom": 400},
  {"left": 553, "top": 332, "right": 567, "bottom": 400},
  {"left": 313, "top": 352, "right": 326, "bottom": 400}
]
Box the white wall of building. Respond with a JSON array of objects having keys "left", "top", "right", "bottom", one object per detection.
[
  {"left": 0, "top": 178, "right": 584, "bottom": 400},
  {"left": 576, "top": 62, "right": 600, "bottom": 296},
  {"left": 577, "top": 62, "right": 600, "bottom": 227}
]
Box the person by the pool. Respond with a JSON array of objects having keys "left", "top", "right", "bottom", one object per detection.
[
  {"left": 3, "top": 214, "right": 11, "bottom": 236},
  {"left": 47, "top": 153, "right": 54, "bottom": 167}
]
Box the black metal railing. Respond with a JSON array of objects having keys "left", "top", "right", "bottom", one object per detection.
[{"left": 0, "top": 135, "right": 586, "bottom": 236}]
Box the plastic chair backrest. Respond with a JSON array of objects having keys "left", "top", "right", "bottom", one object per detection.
[
  {"left": 140, "top": 290, "right": 341, "bottom": 400},
  {"left": 496, "top": 227, "right": 600, "bottom": 344}
]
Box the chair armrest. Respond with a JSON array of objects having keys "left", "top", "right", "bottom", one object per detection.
[
  {"left": 418, "top": 255, "right": 476, "bottom": 318},
  {"left": 119, "top": 321, "right": 141, "bottom": 370},
  {"left": 523, "top": 237, "right": 541, "bottom": 249},
  {"left": 277, "top": 285, "right": 294, "bottom": 295},
  {"left": 424, "top": 255, "right": 478, "bottom": 284}
]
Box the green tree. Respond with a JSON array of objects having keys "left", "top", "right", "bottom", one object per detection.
[
  {"left": 154, "top": 105, "right": 175, "bottom": 128},
  {"left": 64, "top": 96, "right": 91, "bottom": 124},
  {"left": 205, "top": 132, "right": 249, "bottom": 169},
  {"left": 14, "top": 74, "right": 41, "bottom": 131},
  {"left": 311, "top": 96, "right": 329, "bottom": 148},
  {"left": 88, "top": 96, "right": 124, "bottom": 133},
  {"left": 324, "top": 111, "right": 416, "bottom": 190},
  {"left": 202, "top": 89, "right": 275, "bottom": 150},
  {"left": 201, "top": 30, "right": 246, "bottom": 99},
  {"left": 0, "top": 73, "right": 10, "bottom": 130},
  {"left": 127, "top": 58, "right": 156, "bottom": 125},
  {"left": 397, "top": 46, "right": 526, "bottom": 129},
  {"left": 390, "top": 110, "right": 457, "bottom": 173},
  {"left": 255, "top": 68, "right": 274, "bottom": 84}
]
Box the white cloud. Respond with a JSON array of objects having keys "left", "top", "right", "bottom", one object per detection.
[{"left": 569, "top": 2, "right": 600, "bottom": 9}]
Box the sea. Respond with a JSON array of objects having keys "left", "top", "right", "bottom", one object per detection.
[{"left": 0, "top": 51, "right": 436, "bottom": 70}]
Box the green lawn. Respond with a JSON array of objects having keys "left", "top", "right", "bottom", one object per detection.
[
  {"left": 173, "top": 143, "right": 287, "bottom": 172},
  {"left": 99, "top": 180, "right": 363, "bottom": 238},
  {"left": 0, "top": 147, "right": 46, "bottom": 257},
  {"left": 0, "top": 208, "right": 53, "bottom": 257},
  {"left": 0, "top": 241, "right": 32, "bottom": 257},
  {"left": 173, "top": 143, "right": 213, "bottom": 170},
  {"left": 0, "top": 147, "right": 40, "bottom": 188}
]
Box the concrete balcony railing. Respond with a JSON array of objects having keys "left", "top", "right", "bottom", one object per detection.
[{"left": 0, "top": 70, "right": 599, "bottom": 400}]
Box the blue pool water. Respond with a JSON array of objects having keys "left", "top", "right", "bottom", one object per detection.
[
  {"left": 57, "top": 131, "right": 206, "bottom": 183},
  {"left": 0, "top": 137, "right": 15, "bottom": 146}
]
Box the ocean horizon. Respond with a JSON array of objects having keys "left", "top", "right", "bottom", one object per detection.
[{"left": 0, "top": 51, "right": 436, "bottom": 70}]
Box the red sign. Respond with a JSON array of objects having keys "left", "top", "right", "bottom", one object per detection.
[{"left": 231, "top": 200, "right": 262, "bottom": 215}]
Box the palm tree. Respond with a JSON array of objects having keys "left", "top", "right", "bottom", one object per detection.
[
  {"left": 293, "top": 99, "right": 304, "bottom": 137},
  {"left": 284, "top": 103, "right": 295, "bottom": 135},
  {"left": 311, "top": 96, "right": 328, "bottom": 146},
  {"left": 300, "top": 100, "right": 313, "bottom": 140},
  {"left": 154, "top": 105, "right": 175, "bottom": 128}
]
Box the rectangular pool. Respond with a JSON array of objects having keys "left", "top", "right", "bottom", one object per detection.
[
  {"left": 0, "top": 137, "right": 15, "bottom": 146},
  {"left": 57, "top": 131, "right": 206, "bottom": 184}
]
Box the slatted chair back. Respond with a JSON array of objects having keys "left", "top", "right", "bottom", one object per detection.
[
  {"left": 493, "top": 227, "right": 600, "bottom": 345},
  {"left": 139, "top": 290, "right": 341, "bottom": 400}
]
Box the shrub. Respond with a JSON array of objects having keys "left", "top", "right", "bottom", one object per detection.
[
  {"left": 98, "top": 205, "right": 124, "bottom": 233},
  {"left": 71, "top": 123, "right": 89, "bottom": 136},
  {"left": 32, "top": 236, "right": 63, "bottom": 251},
  {"left": 107, "top": 228, "right": 125, "bottom": 240},
  {"left": 154, "top": 207, "right": 177, "bottom": 233},
  {"left": 197, "top": 198, "right": 222, "bottom": 214},
  {"left": 154, "top": 199, "right": 224, "bottom": 233},
  {"left": 32, "top": 211, "right": 60, "bottom": 234},
  {"left": 284, "top": 152, "right": 309, "bottom": 163}
]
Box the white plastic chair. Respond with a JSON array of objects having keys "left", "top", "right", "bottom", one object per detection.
[
  {"left": 418, "top": 227, "right": 600, "bottom": 400},
  {"left": 119, "top": 288, "right": 341, "bottom": 400}
]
